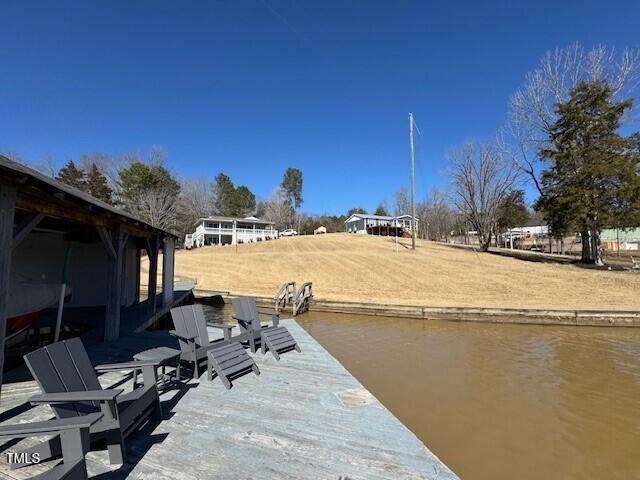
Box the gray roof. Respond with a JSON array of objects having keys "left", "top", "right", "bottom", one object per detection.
[
  {"left": 196, "top": 216, "right": 275, "bottom": 227},
  {"left": 344, "top": 213, "right": 419, "bottom": 223},
  {"left": 0, "top": 155, "right": 176, "bottom": 238}
]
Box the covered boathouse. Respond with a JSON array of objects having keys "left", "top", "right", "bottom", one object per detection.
[{"left": 0, "top": 155, "right": 190, "bottom": 394}]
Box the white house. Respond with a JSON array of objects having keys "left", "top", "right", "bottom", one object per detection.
[
  {"left": 344, "top": 213, "right": 419, "bottom": 234},
  {"left": 505, "top": 225, "right": 549, "bottom": 237},
  {"left": 185, "top": 216, "right": 277, "bottom": 248}
]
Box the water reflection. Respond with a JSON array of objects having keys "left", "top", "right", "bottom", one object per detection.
[{"left": 202, "top": 304, "right": 640, "bottom": 480}]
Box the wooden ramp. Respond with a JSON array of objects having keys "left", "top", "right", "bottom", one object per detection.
[{"left": 0, "top": 321, "right": 457, "bottom": 480}]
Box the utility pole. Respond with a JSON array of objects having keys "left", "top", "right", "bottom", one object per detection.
[{"left": 408, "top": 112, "right": 416, "bottom": 250}]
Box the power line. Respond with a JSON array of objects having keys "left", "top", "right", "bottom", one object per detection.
[{"left": 413, "top": 117, "right": 422, "bottom": 137}]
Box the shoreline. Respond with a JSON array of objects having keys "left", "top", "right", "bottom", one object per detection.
[{"left": 193, "top": 288, "right": 640, "bottom": 327}]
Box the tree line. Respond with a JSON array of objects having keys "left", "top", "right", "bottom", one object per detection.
[
  {"left": 17, "top": 145, "right": 306, "bottom": 240},
  {"left": 12, "top": 144, "right": 370, "bottom": 238}
]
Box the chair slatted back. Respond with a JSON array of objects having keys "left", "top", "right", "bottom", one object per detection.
[
  {"left": 170, "top": 305, "right": 192, "bottom": 356},
  {"left": 171, "top": 304, "right": 211, "bottom": 351},
  {"left": 191, "top": 304, "right": 211, "bottom": 348},
  {"left": 65, "top": 338, "right": 103, "bottom": 393},
  {"left": 24, "top": 338, "right": 102, "bottom": 419},
  {"left": 232, "top": 297, "right": 259, "bottom": 329}
]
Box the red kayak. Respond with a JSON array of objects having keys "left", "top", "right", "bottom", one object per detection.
[{"left": 6, "top": 277, "right": 71, "bottom": 344}]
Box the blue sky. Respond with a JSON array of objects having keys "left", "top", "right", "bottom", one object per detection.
[{"left": 2, "top": 1, "right": 639, "bottom": 214}]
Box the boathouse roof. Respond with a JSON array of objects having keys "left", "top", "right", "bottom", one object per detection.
[{"left": 0, "top": 155, "right": 176, "bottom": 239}]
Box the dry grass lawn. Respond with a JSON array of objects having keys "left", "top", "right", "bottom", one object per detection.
[{"left": 151, "top": 233, "right": 640, "bottom": 311}]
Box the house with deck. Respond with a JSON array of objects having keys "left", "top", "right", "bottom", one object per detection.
[
  {"left": 344, "top": 213, "right": 419, "bottom": 235},
  {"left": 186, "top": 216, "right": 277, "bottom": 247}
]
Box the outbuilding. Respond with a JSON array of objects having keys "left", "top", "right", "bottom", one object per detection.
[{"left": 0, "top": 156, "right": 188, "bottom": 393}]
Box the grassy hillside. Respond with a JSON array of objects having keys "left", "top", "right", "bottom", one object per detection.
[{"left": 161, "top": 233, "right": 640, "bottom": 310}]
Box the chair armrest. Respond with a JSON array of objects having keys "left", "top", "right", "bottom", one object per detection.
[
  {"left": 29, "top": 389, "right": 123, "bottom": 405},
  {"left": 258, "top": 310, "right": 280, "bottom": 326},
  {"left": 202, "top": 339, "right": 231, "bottom": 351},
  {"left": 209, "top": 323, "right": 235, "bottom": 331},
  {"left": 95, "top": 360, "right": 161, "bottom": 371},
  {"left": 0, "top": 413, "right": 104, "bottom": 438},
  {"left": 232, "top": 315, "right": 252, "bottom": 322},
  {"left": 169, "top": 330, "right": 196, "bottom": 342}
]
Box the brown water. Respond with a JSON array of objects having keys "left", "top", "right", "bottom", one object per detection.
[{"left": 202, "top": 304, "right": 640, "bottom": 479}]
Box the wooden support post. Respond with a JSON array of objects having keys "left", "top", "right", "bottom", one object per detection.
[
  {"left": 232, "top": 221, "right": 237, "bottom": 245},
  {"left": 134, "top": 248, "right": 141, "bottom": 303},
  {"left": 102, "top": 225, "right": 125, "bottom": 342},
  {"left": 146, "top": 237, "right": 158, "bottom": 314},
  {"left": 0, "top": 183, "right": 16, "bottom": 396},
  {"left": 162, "top": 237, "right": 175, "bottom": 308}
]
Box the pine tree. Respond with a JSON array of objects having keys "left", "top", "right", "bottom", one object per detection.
[
  {"left": 496, "top": 190, "right": 529, "bottom": 231},
  {"left": 85, "top": 164, "right": 113, "bottom": 204},
  {"left": 212, "top": 173, "right": 235, "bottom": 215},
  {"left": 280, "top": 168, "right": 303, "bottom": 209},
  {"left": 229, "top": 185, "right": 256, "bottom": 217},
  {"left": 346, "top": 207, "right": 367, "bottom": 216},
  {"left": 56, "top": 160, "right": 86, "bottom": 190},
  {"left": 374, "top": 204, "right": 389, "bottom": 216},
  {"left": 538, "top": 80, "right": 640, "bottom": 265}
]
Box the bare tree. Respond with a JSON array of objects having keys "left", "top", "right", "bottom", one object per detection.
[
  {"left": 449, "top": 142, "right": 519, "bottom": 251},
  {"left": 416, "top": 188, "right": 454, "bottom": 241},
  {"left": 503, "top": 43, "right": 640, "bottom": 195},
  {"left": 148, "top": 145, "right": 168, "bottom": 166},
  {"left": 0, "top": 149, "right": 23, "bottom": 162},
  {"left": 393, "top": 187, "right": 410, "bottom": 216},
  {"left": 180, "top": 178, "right": 213, "bottom": 218},
  {"left": 78, "top": 152, "right": 131, "bottom": 191},
  {"left": 262, "top": 187, "right": 295, "bottom": 231},
  {"left": 174, "top": 178, "right": 213, "bottom": 237},
  {"left": 2, "top": 151, "right": 55, "bottom": 177},
  {"left": 29, "top": 156, "right": 58, "bottom": 177},
  {"left": 133, "top": 188, "right": 179, "bottom": 232}
]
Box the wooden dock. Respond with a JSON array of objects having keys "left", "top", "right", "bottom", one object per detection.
[{"left": 0, "top": 320, "right": 457, "bottom": 479}]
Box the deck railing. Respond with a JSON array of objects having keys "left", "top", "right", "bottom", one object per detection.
[
  {"left": 292, "top": 282, "right": 313, "bottom": 316},
  {"left": 275, "top": 281, "right": 296, "bottom": 312},
  {"left": 194, "top": 225, "right": 277, "bottom": 237}
]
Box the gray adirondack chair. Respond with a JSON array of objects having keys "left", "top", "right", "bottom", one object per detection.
[
  {"left": 0, "top": 413, "right": 103, "bottom": 480},
  {"left": 170, "top": 304, "right": 260, "bottom": 388},
  {"left": 232, "top": 296, "right": 300, "bottom": 360},
  {"left": 22, "top": 337, "right": 162, "bottom": 466}
]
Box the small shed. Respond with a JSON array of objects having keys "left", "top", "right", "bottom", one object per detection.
[
  {"left": 0, "top": 156, "right": 187, "bottom": 393},
  {"left": 314, "top": 226, "right": 327, "bottom": 235}
]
